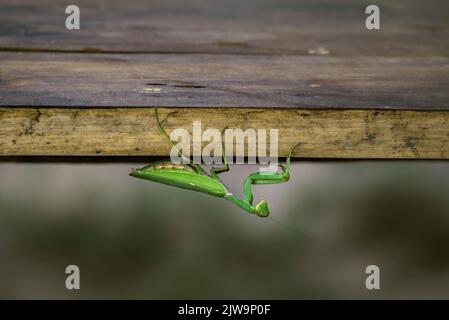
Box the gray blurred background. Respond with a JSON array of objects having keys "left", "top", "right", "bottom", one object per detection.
[{"left": 0, "top": 161, "right": 449, "bottom": 299}]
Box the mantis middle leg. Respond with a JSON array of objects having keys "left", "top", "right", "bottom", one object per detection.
[{"left": 210, "top": 126, "right": 229, "bottom": 180}]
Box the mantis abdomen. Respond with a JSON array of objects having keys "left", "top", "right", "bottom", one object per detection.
[{"left": 130, "top": 162, "right": 229, "bottom": 198}]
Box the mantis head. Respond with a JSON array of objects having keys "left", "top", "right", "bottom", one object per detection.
[{"left": 254, "top": 199, "right": 270, "bottom": 217}]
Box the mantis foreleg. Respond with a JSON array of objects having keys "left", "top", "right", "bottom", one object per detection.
[
  {"left": 242, "top": 143, "right": 300, "bottom": 205},
  {"left": 223, "top": 143, "right": 300, "bottom": 217}
]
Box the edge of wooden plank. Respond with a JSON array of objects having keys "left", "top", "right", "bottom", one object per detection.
[{"left": 1, "top": 107, "right": 448, "bottom": 159}]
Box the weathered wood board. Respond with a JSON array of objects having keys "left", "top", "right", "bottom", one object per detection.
[
  {"left": 1, "top": 53, "right": 448, "bottom": 110},
  {"left": 0, "top": 0, "right": 448, "bottom": 159},
  {"left": 1, "top": 0, "right": 449, "bottom": 57}
]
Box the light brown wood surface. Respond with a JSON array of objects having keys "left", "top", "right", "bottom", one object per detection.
[{"left": 1, "top": 107, "right": 448, "bottom": 159}]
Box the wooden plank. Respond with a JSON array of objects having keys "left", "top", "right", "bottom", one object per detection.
[
  {"left": 1, "top": 107, "right": 448, "bottom": 159},
  {"left": 1, "top": 1, "right": 448, "bottom": 160},
  {"left": 1, "top": 52, "right": 449, "bottom": 110},
  {"left": 1, "top": 0, "right": 448, "bottom": 57}
]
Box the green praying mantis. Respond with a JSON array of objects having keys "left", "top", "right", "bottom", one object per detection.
[{"left": 129, "top": 109, "right": 299, "bottom": 217}]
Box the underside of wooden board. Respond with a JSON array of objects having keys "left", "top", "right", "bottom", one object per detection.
[
  {"left": 1, "top": 0, "right": 449, "bottom": 57},
  {"left": 1, "top": 52, "right": 448, "bottom": 110},
  {"left": 1, "top": 107, "right": 448, "bottom": 159}
]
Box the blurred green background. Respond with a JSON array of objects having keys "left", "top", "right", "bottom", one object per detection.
[{"left": 0, "top": 161, "right": 449, "bottom": 299}]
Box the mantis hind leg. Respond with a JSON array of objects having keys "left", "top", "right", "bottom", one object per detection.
[{"left": 154, "top": 108, "right": 207, "bottom": 174}]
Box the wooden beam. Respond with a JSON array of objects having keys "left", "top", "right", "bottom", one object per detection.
[
  {"left": 1, "top": 1, "right": 448, "bottom": 160},
  {"left": 1, "top": 107, "right": 448, "bottom": 159}
]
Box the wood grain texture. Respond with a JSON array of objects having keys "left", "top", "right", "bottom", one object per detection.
[
  {"left": 1, "top": 0, "right": 448, "bottom": 57},
  {"left": 1, "top": 52, "right": 449, "bottom": 110},
  {"left": 1, "top": 1, "right": 448, "bottom": 159},
  {"left": 1, "top": 107, "right": 448, "bottom": 159}
]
